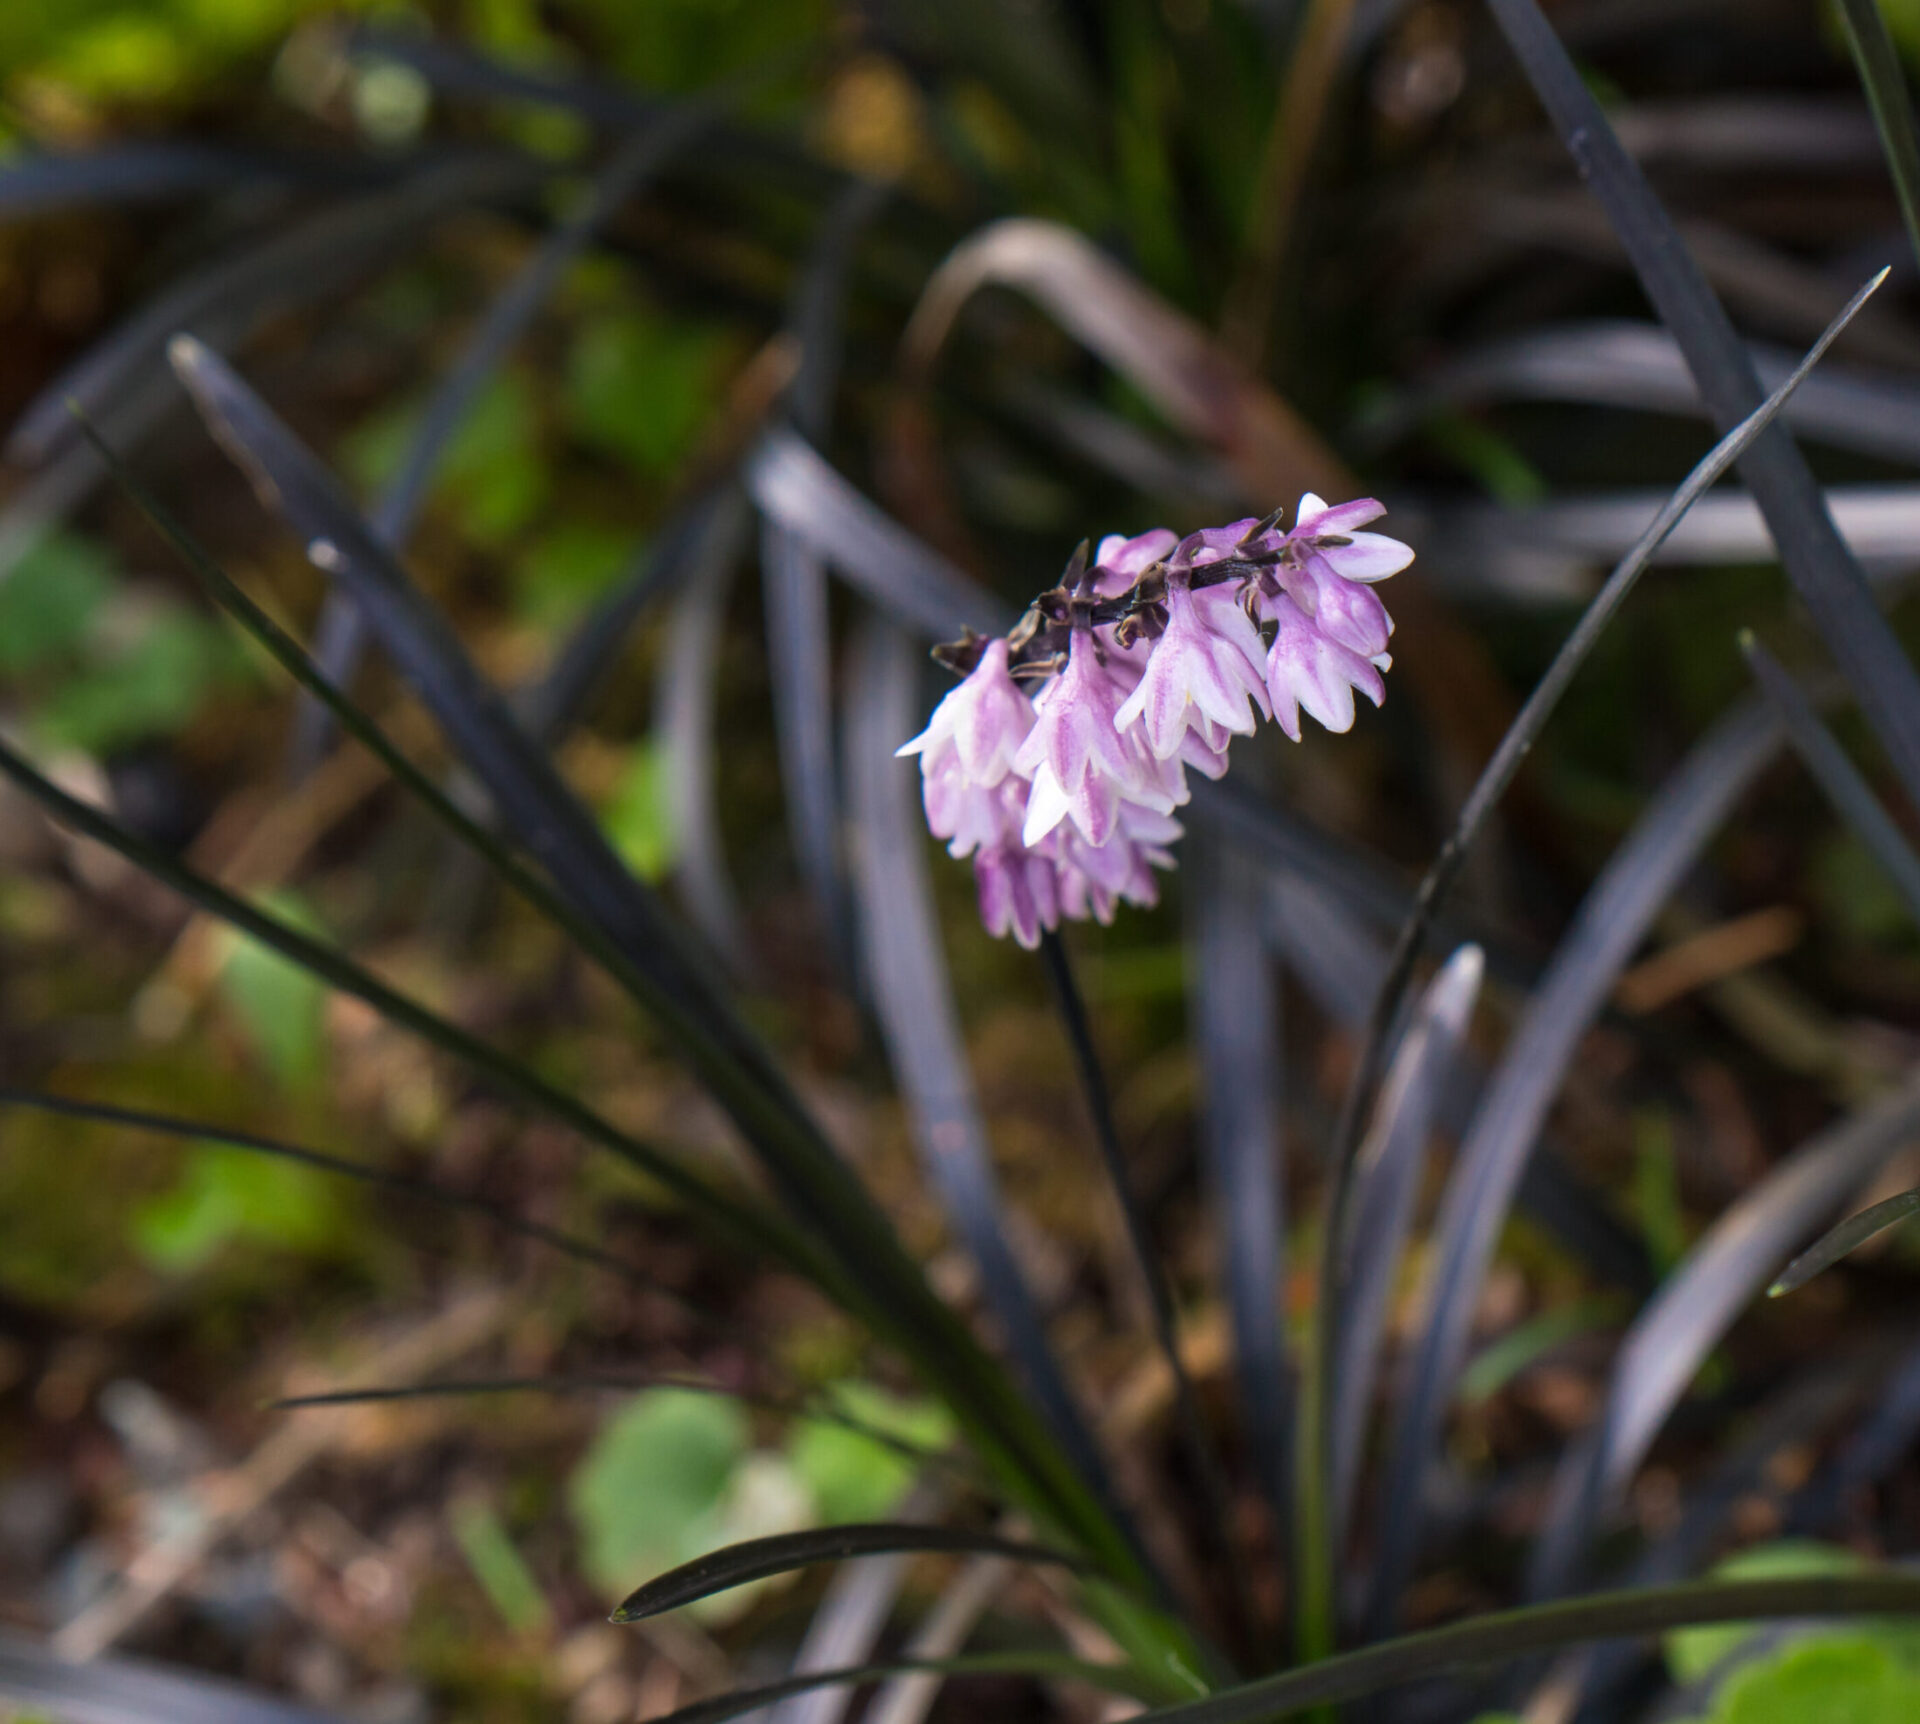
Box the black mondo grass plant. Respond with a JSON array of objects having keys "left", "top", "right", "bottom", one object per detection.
[{"left": 17, "top": 5, "right": 1920, "bottom": 1724}]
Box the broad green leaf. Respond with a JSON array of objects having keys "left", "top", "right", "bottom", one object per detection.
[
  {"left": 787, "top": 1384, "right": 954, "bottom": 1523},
  {"left": 516, "top": 522, "right": 632, "bottom": 628},
  {"left": 341, "top": 372, "right": 547, "bottom": 546},
  {"left": 39, "top": 605, "right": 248, "bottom": 753},
  {"left": 1667, "top": 1543, "right": 1876, "bottom": 1683},
  {"left": 133, "top": 1140, "right": 343, "bottom": 1272},
  {"left": 1715, "top": 1638, "right": 1920, "bottom": 1724},
  {"left": 568, "top": 1389, "right": 747, "bottom": 1601},
  {"left": 215, "top": 890, "right": 329, "bottom": 1089},
  {"left": 602, "top": 738, "right": 677, "bottom": 883},
  {"left": 0, "top": 533, "right": 113, "bottom": 673},
  {"left": 565, "top": 308, "right": 727, "bottom": 475},
  {"left": 436, "top": 370, "right": 549, "bottom": 544}
]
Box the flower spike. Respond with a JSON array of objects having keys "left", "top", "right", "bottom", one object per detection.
[{"left": 903, "top": 497, "right": 1413, "bottom": 940}]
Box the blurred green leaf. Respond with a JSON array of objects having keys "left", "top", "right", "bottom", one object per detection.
[
  {"left": 602, "top": 737, "right": 677, "bottom": 882},
  {"left": 133, "top": 1139, "right": 343, "bottom": 1272},
  {"left": 516, "top": 522, "right": 632, "bottom": 628},
  {"left": 451, "top": 1493, "right": 554, "bottom": 1636},
  {"left": 438, "top": 370, "right": 549, "bottom": 544},
  {"left": 566, "top": 307, "right": 728, "bottom": 475},
  {"left": 1633, "top": 1110, "right": 1688, "bottom": 1275},
  {"left": 568, "top": 1389, "right": 820, "bottom": 1623},
  {"left": 343, "top": 372, "right": 548, "bottom": 547},
  {"left": 567, "top": 1389, "right": 747, "bottom": 1600},
  {"left": 1666, "top": 1543, "right": 1920, "bottom": 1684},
  {"left": 1815, "top": 828, "right": 1919, "bottom": 945},
  {"left": 1423, "top": 411, "right": 1549, "bottom": 508},
  {"left": 586, "top": 0, "right": 828, "bottom": 94},
  {"left": 0, "top": 533, "right": 114, "bottom": 673},
  {"left": 39, "top": 604, "right": 249, "bottom": 754},
  {"left": 1693, "top": 1638, "right": 1920, "bottom": 1724},
  {"left": 215, "top": 889, "right": 330, "bottom": 1090},
  {"left": 788, "top": 1383, "right": 953, "bottom": 1523}
]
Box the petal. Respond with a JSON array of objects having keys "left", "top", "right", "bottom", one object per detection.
[
  {"left": 1021, "top": 764, "right": 1073, "bottom": 845},
  {"left": 1321, "top": 531, "right": 1413, "bottom": 583},
  {"left": 1094, "top": 527, "right": 1179, "bottom": 594},
  {"left": 1301, "top": 496, "right": 1385, "bottom": 536},
  {"left": 1301, "top": 555, "right": 1393, "bottom": 656}
]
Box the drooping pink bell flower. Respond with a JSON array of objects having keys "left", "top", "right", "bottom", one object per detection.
[
  {"left": 1113, "top": 568, "right": 1270, "bottom": 759},
  {"left": 900, "top": 494, "right": 1412, "bottom": 943},
  {"left": 1052, "top": 805, "right": 1182, "bottom": 924},
  {"left": 896, "top": 637, "right": 1032, "bottom": 794},
  {"left": 1285, "top": 492, "right": 1414, "bottom": 583},
  {"left": 1092, "top": 527, "right": 1180, "bottom": 598},
  {"left": 1264, "top": 591, "right": 1387, "bottom": 740},
  {"left": 897, "top": 637, "right": 1036, "bottom": 857},
  {"left": 1015, "top": 622, "right": 1186, "bottom": 848},
  {"left": 974, "top": 825, "right": 1061, "bottom": 948}
]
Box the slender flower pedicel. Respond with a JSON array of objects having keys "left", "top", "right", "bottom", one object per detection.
[{"left": 899, "top": 495, "right": 1412, "bottom": 941}]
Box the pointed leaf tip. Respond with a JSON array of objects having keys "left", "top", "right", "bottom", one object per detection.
[
  {"left": 1768, "top": 1188, "right": 1920, "bottom": 1297},
  {"left": 609, "top": 1523, "right": 1087, "bottom": 1623}
]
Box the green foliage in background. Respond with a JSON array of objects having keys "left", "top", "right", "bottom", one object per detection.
[
  {"left": 0, "top": 533, "right": 248, "bottom": 755},
  {"left": 601, "top": 737, "right": 677, "bottom": 883},
  {"left": 566, "top": 1384, "right": 948, "bottom": 1619},
  {"left": 1665, "top": 1543, "right": 1920, "bottom": 1723},
  {"left": 214, "top": 889, "right": 332, "bottom": 1090},
  {"left": 789, "top": 1383, "right": 954, "bottom": 1523},
  {"left": 132, "top": 1140, "right": 344, "bottom": 1272},
  {"left": 0, "top": 0, "right": 828, "bottom": 121},
  {"left": 565, "top": 305, "right": 732, "bottom": 477}
]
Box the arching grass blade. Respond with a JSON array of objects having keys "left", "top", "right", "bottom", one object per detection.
[
  {"left": 1368, "top": 320, "right": 1920, "bottom": 467},
  {"left": 267, "top": 1378, "right": 962, "bottom": 1479},
  {"left": 0, "top": 141, "right": 289, "bottom": 215},
  {"left": 659, "top": 548, "right": 752, "bottom": 969},
  {"left": 1126, "top": 1573, "right": 1920, "bottom": 1724},
  {"left": 296, "top": 110, "right": 712, "bottom": 766},
  {"left": 0, "top": 734, "right": 810, "bottom": 1270},
  {"left": 0, "top": 1629, "right": 349, "bottom": 1724},
  {"left": 748, "top": 429, "right": 1002, "bottom": 639},
  {"left": 68, "top": 407, "right": 742, "bottom": 1082},
  {"left": 1327, "top": 943, "right": 1484, "bottom": 1557},
  {"left": 1185, "top": 841, "right": 1291, "bottom": 1570},
  {"left": 1304, "top": 268, "right": 1878, "bottom": 1644},
  {"left": 164, "top": 335, "right": 1165, "bottom": 1612},
  {"left": 843, "top": 617, "right": 1156, "bottom": 1598},
  {"left": 1330, "top": 265, "right": 1882, "bottom": 1238},
  {"left": 611, "top": 1523, "right": 1087, "bottom": 1622},
  {"left": 761, "top": 177, "right": 882, "bottom": 984},
  {"left": 1365, "top": 698, "right": 1784, "bottom": 1636},
  {"left": 9, "top": 156, "right": 542, "bottom": 467},
  {"left": 1044, "top": 922, "right": 1250, "bottom": 1651},
  {"left": 1485, "top": 0, "right": 1920, "bottom": 811},
  {"left": 0, "top": 1086, "right": 682, "bottom": 1304},
  {"left": 1742, "top": 635, "right": 1920, "bottom": 928},
  {"left": 1528, "top": 1073, "right": 1920, "bottom": 1600},
  {"left": 1836, "top": 0, "right": 1920, "bottom": 272}
]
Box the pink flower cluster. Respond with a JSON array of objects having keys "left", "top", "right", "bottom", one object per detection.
[{"left": 899, "top": 495, "right": 1413, "bottom": 945}]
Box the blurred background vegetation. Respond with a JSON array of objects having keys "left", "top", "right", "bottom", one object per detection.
[{"left": 9, "top": 1, "right": 1920, "bottom": 1721}]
